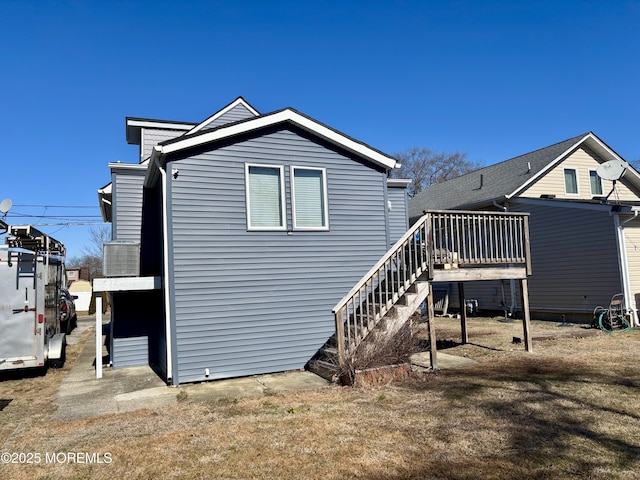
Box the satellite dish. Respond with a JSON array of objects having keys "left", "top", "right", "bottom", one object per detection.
[
  {"left": 596, "top": 159, "right": 629, "bottom": 181},
  {"left": 0, "top": 198, "right": 12, "bottom": 215}
]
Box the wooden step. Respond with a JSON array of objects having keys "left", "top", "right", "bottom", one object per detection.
[
  {"left": 321, "top": 346, "right": 338, "bottom": 357},
  {"left": 308, "top": 359, "right": 339, "bottom": 382}
]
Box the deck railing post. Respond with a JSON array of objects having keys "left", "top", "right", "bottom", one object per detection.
[
  {"left": 426, "top": 213, "right": 434, "bottom": 279},
  {"left": 524, "top": 215, "right": 532, "bottom": 275},
  {"left": 335, "top": 307, "right": 346, "bottom": 368}
]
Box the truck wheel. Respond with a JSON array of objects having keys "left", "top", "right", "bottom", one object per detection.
[{"left": 49, "top": 342, "right": 66, "bottom": 369}]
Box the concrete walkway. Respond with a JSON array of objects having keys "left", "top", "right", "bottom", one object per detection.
[{"left": 52, "top": 318, "right": 331, "bottom": 421}]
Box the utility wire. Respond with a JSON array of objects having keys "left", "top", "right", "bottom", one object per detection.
[{"left": 13, "top": 204, "right": 98, "bottom": 209}]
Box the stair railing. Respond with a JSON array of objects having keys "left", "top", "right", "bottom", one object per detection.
[{"left": 332, "top": 213, "right": 433, "bottom": 367}]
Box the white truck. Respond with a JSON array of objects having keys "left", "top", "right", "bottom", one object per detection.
[{"left": 0, "top": 223, "right": 68, "bottom": 372}]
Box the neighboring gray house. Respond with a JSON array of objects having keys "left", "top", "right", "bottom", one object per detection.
[
  {"left": 409, "top": 132, "right": 640, "bottom": 325},
  {"left": 98, "top": 97, "right": 411, "bottom": 385}
]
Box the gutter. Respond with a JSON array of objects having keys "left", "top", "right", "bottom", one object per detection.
[{"left": 155, "top": 153, "right": 175, "bottom": 382}]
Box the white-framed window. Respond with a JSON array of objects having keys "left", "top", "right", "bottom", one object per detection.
[
  {"left": 589, "top": 170, "right": 603, "bottom": 196},
  {"left": 245, "top": 163, "right": 286, "bottom": 230},
  {"left": 291, "top": 166, "right": 329, "bottom": 230},
  {"left": 563, "top": 168, "right": 579, "bottom": 195}
]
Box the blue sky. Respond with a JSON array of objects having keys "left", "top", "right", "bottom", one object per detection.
[{"left": 1, "top": 0, "right": 638, "bottom": 259}]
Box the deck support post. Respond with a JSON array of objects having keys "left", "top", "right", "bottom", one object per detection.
[
  {"left": 520, "top": 278, "right": 533, "bottom": 352},
  {"left": 427, "top": 283, "right": 438, "bottom": 370},
  {"left": 458, "top": 282, "right": 468, "bottom": 344}
]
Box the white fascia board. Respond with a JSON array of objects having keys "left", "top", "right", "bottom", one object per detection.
[
  {"left": 97, "top": 182, "right": 112, "bottom": 195},
  {"left": 387, "top": 178, "right": 412, "bottom": 187},
  {"left": 186, "top": 97, "right": 260, "bottom": 136},
  {"left": 109, "top": 162, "right": 148, "bottom": 173},
  {"left": 126, "top": 119, "right": 194, "bottom": 131},
  {"left": 505, "top": 134, "right": 591, "bottom": 199},
  {"left": 158, "top": 109, "right": 397, "bottom": 171}
]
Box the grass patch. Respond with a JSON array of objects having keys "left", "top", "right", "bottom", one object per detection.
[{"left": 1, "top": 317, "right": 639, "bottom": 479}]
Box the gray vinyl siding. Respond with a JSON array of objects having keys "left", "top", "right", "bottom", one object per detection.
[
  {"left": 460, "top": 202, "right": 620, "bottom": 319},
  {"left": 112, "top": 170, "right": 145, "bottom": 242},
  {"left": 141, "top": 128, "right": 187, "bottom": 160},
  {"left": 387, "top": 186, "right": 409, "bottom": 244},
  {"left": 112, "top": 337, "right": 148, "bottom": 368},
  {"left": 201, "top": 104, "right": 256, "bottom": 130},
  {"left": 109, "top": 291, "right": 159, "bottom": 369},
  {"left": 111, "top": 173, "right": 157, "bottom": 372},
  {"left": 167, "top": 128, "right": 389, "bottom": 384}
]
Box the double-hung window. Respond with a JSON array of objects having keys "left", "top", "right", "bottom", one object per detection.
[
  {"left": 291, "top": 166, "right": 329, "bottom": 230},
  {"left": 589, "top": 170, "right": 603, "bottom": 196},
  {"left": 564, "top": 168, "right": 578, "bottom": 195},
  {"left": 245, "top": 164, "right": 286, "bottom": 230}
]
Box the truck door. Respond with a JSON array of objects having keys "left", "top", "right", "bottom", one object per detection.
[{"left": 0, "top": 251, "right": 37, "bottom": 362}]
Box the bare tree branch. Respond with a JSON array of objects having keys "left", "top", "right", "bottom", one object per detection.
[
  {"left": 391, "top": 147, "right": 481, "bottom": 196},
  {"left": 66, "top": 225, "right": 111, "bottom": 279}
]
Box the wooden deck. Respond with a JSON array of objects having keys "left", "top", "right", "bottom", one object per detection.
[{"left": 330, "top": 210, "right": 534, "bottom": 374}]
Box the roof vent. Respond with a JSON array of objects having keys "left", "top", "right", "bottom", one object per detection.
[{"left": 540, "top": 194, "right": 556, "bottom": 199}]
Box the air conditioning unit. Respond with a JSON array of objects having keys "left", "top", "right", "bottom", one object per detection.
[{"left": 103, "top": 242, "right": 140, "bottom": 277}]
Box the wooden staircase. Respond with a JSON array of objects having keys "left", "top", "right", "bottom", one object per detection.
[
  {"left": 308, "top": 210, "right": 533, "bottom": 383},
  {"left": 308, "top": 213, "right": 434, "bottom": 382}
]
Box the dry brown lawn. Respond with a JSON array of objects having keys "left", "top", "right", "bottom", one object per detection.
[{"left": 1, "top": 317, "right": 639, "bottom": 479}]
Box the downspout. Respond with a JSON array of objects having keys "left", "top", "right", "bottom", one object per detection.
[
  {"left": 493, "top": 199, "right": 518, "bottom": 317},
  {"left": 155, "top": 154, "right": 174, "bottom": 382},
  {"left": 613, "top": 210, "right": 640, "bottom": 327}
]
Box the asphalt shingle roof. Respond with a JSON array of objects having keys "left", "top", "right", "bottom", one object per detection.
[{"left": 408, "top": 133, "right": 589, "bottom": 219}]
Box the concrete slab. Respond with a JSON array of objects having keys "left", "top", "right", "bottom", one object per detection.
[
  {"left": 410, "top": 351, "right": 478, "bottom": 370},
  {"left": 53, "top": 318, "right": 331, "bottom": 421}
]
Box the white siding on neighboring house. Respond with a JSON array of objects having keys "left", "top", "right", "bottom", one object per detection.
[{"left": 523, "top": 147, "right": 640, "bottom": 202}]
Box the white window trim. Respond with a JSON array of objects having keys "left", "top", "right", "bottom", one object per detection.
[
  {"left": 245, "top": 163, "right": 287, "bottom": 231},
  {"left": 563, "top": 167, "right": 580, "bottom": 196},
  {"left": 290, "top": 166, "right": 329, "bottom": 231},
  {"left": 589, "top": 169, "right": 604, "bottom": 196}
]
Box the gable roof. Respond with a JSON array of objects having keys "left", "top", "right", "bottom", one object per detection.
[
  {"left": 185, "top": 97, "right": 259, "bottom": 136},
  {"left": 145, "top": 107, "right": 397, "bottom": 187},
  {"left": 408, "top": 132, "right": 638, "bottom": 219}
]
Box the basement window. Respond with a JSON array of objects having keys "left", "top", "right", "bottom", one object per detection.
[{"left": 245, "top": 164, "right": 286, "bottom": 230}]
